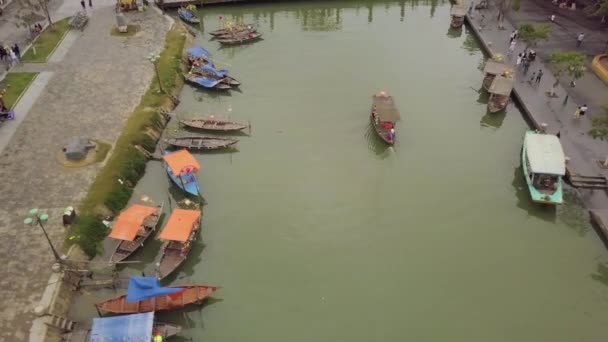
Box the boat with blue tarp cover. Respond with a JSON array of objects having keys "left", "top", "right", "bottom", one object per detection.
[
  {"left": 89, "top": 312, "right": 181, "bottom": 341},
  {"left": 95, "top": 277, "right": 220, "bottom": 314},
  {"left": 162, "top": 149, "right": 201, "bottom": 197},
  {"left": 178, "top": 7, "right": 200, "bottom": 25},
  {"left": 183, "top": 73, "right": 232, "bottom": 90},
  {"left": 521, "top": 131, "right": 566, "bottom": 205},
  {"left": 186, "top": 46, "right": 211, "bottom": 59},
  {"left": 192, "top": 64, "right": 241, "bottom": 86}
]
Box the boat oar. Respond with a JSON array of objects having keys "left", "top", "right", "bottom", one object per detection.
[{"left": 248, "top": 119, "right": 252, "bottom": 136}]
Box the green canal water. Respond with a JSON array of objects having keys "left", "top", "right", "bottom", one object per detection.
[{"left": 70, "top": 1, "right": 608, "bottom": 340}]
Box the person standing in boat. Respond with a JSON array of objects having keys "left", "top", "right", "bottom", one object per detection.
[{"left": 389, "top": 128, "right": 395, "bottom": 142}]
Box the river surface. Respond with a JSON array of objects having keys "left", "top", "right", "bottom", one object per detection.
[{"left": 70, "top": 1, "right": 608, "bottom": 340}]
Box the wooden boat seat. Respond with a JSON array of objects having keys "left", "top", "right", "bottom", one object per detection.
[{"left": 118, "top": 239, "right": 142, "bottom": 252}]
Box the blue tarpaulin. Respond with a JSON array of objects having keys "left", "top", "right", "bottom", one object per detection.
[
  {"left": 188, "top": 75, "right": 221, "bottom": 88},
  {"left": 125, "top": 277, "right": 183, "bottom": 303},
  {"left": 90, "top": 312, "right": 154, "bottom": 342},
  {"left": 187, "top": 46, "right": 211, "bottom": 59},
  {"left": 201, "top": 64, "right": 228, "bottom": 78},
  {"left": 179, "top": 9, "right": 195, "bottom": 20}
]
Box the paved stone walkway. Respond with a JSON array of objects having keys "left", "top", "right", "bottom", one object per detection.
[
  {"left": 467, "top": 3, "right": 608, "bottom": 209},
  {"left": 0, "top": 5, "right": 170, "bottom": 341}
]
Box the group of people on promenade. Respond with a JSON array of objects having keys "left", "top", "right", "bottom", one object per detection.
[{"left": 0, "top": 43, "right": 20, "bottom": 67}]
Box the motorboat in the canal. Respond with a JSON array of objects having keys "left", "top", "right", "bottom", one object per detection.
[
  {"left": 180, "top": 116, "right": 250, "bottom": 133},
  {"left": 370, "top": 91, "right": 400, "bottom": 145},
  {"left": 217, "top": 31, "right": 263, "bottom": 45},
  {"left": 157, "top": 209, "right": 201, "bottom": 280},
  {"left": 487, "top": 72, "right": 515, "bottom": 113},
  {"left": 162, "top": 149, "right": 201, "bottom": 197},
  {"left": 183, "top": 73, "right": 232, "bottom": 90},
  {"left": 521, "top": 131, "right": 566, "bottom": 205},
  {"left": 165, "top": 136, "right": 238, "bottom": 151},
  {"left": 209, "top": 23, "right": 256, "bottom": 37},
  {"left": 482, "top": 58, "right": 508, "bottom": 91},
  {"left": 95, "top": 277, "right": 220, "bottom": 314},
  {"left": 177, "top": 7, "right": 200, "bottom": 25},
  {"left": 82, "top": 312, "right": 181, "bottom": 341},
  {"left": 108, "top": 203, "right": 164, "bottom": 264},
  {"left": 450, "top": 4, "right": 466, "bottom": 28}
]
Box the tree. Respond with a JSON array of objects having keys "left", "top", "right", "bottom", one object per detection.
[
  {"left": 15, "top": 0, "right": 53, "bottom": 32},
  {"left": 585, "top": 0, "right": 608, "bottom": 23},
  {"left": 548, "top": 51, "right": 586, "bottom": 97},
  {"left": 517, "top": 23, "right": 551, "bottom": 48}
]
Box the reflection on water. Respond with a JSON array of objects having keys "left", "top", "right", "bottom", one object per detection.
[
  {"left": 447, "top": 26, "right": 463, "bottom": 38},
  {"left": 461, "top": 30, "right": 481, "bottom": 55},
  {"left": 198, "top": 0, "right": 451, "bottom": 31},
  {"left": 480, "top": 111, "right": 506, "bottom": 129}
]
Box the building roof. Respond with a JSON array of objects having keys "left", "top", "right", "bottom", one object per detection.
[
  {"left": 525, "top": 132, "right": 565, "bottom": 175},
  {"left": 158, "top": 209, "right": 200, "bottom": 242},
  {"left": 108, "top": 205, "right": 157, "bottom": 241},
  {"left": 162, "top": 149, "right": 201, "bottom": 176},
  {"left": 372, "top": 94, "right": 400, "bottom": 122},
  {"left": 488, "top": 75, "right": 515, "bottom": 96},
  {"left": 483, "top": 60, "right": 507, "bottom": 76}
]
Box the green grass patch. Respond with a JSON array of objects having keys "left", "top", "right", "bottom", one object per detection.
[
  {"left": 21, "top": 17, "right": 71, "bottom": 63},
  {"left": 110, "top": 25, "right": 140, "bottom": 37},
  {"left": 93, "top": 141, "right": 112, "bottom": 163},
  {"left": 67, "top": 25, "right": 187, "bottom": 257},
  {"left": 1, "top": 72, "right": 38, "bottom": 108}
]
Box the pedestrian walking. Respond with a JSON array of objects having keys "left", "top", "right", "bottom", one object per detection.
[
  {"left": 516, "top": 54, "right": 522, "bottom": 67},
  {"left": 508, "top": 40, "right": 516, "bottom": 57},
  {"left": 0, "top": 46, "right": 6, "bottom": 61},
  {"left": 535, "top": 69, "right": 543, "bottom": 83},
  {"left": 80, "top": 0, "right": 85, "bottom": 10},
  {"left": 523, "top": 59, "right": 531, "bottom": 74},
  {"left": 550, "top": 14, "right": 555, "bottom": 22},
  {"left": 9, "top": 48, "right": 18, "bottom": 66},
  {"left": 88, "top": 0, "right": 92, "bottom": 7},
  {"left": 509, "top": 30, "right": 517, "bottom": 43},
  {"left": 575, "top": 104, "right": 588, "bottom": 118},
  {"left": 576, "top": 33, "right": 585, "bottom": 47},
  {"left": 12, "top": 44, "right": 20, "bottom": 59},
  {"left": 530, "top": 71, "right": 536, "bottom": 83}
]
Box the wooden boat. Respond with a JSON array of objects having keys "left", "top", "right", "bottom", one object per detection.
[
  {"left": 109, "top": 203, "right": 163, "bottom": 264},
  {"left": 162, "top": 150, "right": 201, "bottom": 197},
  {"left": 370, "top": 92, "right": 400, "bottom": 145},
  {"left": 522, "top": 131, "right": 565, "bottom": 205},
  {"left": 180, "top": 117, "right": 249, "bottom": 132},
  {"left": 482, "top": 59, "right": 508, "bottom": 91},
  {"left": 157, "top": 209, "right": 201, "bottom": 280},
  {"left": 450, "top": 5, "right": 466, "bottom": 28},
  {"left": 487, "top": 74, "right": 514, "bottom": 113},
  {"left": 75, "top": 313, "right": 182, "bottom": 341},
  {"left": 184, "top": 73, "right": 232, "bottom": 90},
  {"left": 191, "top": 68, "right": 241, "bottom": 87},
  {"left": 95, "top": 285, "right": 220, "bottom": 314},
  {"left": 217, "top": 32, "right": 263, "bottom": 45},
  {"left": 209, "top": 24, "right": 255, "bottom": 37},
  {"left": 164, "top": 136, "right": 238, "bottom": 151},
  {"left": 178, "top": 7, "right": 200, "bottom": 25}
]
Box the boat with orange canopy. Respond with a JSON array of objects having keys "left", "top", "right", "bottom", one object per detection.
[
  {"left": 162, "top": 149, "right": 201, "bottom": 197},
  {"left": 157, "top": 209, "right": 201, "bottom": 280},
  {"left": 96, "top": 276, "right": 220, "bottom": 315},
  {"left": 109, "top": 203, "right": 164, "bottom": 263}
]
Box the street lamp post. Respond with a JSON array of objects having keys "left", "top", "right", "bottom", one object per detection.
[
  {"left": 147, "top": 52, "right": 165, "bottom": 94},
  {"left": 24, "top": 208, "right": 62, "bottom": 263}
]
